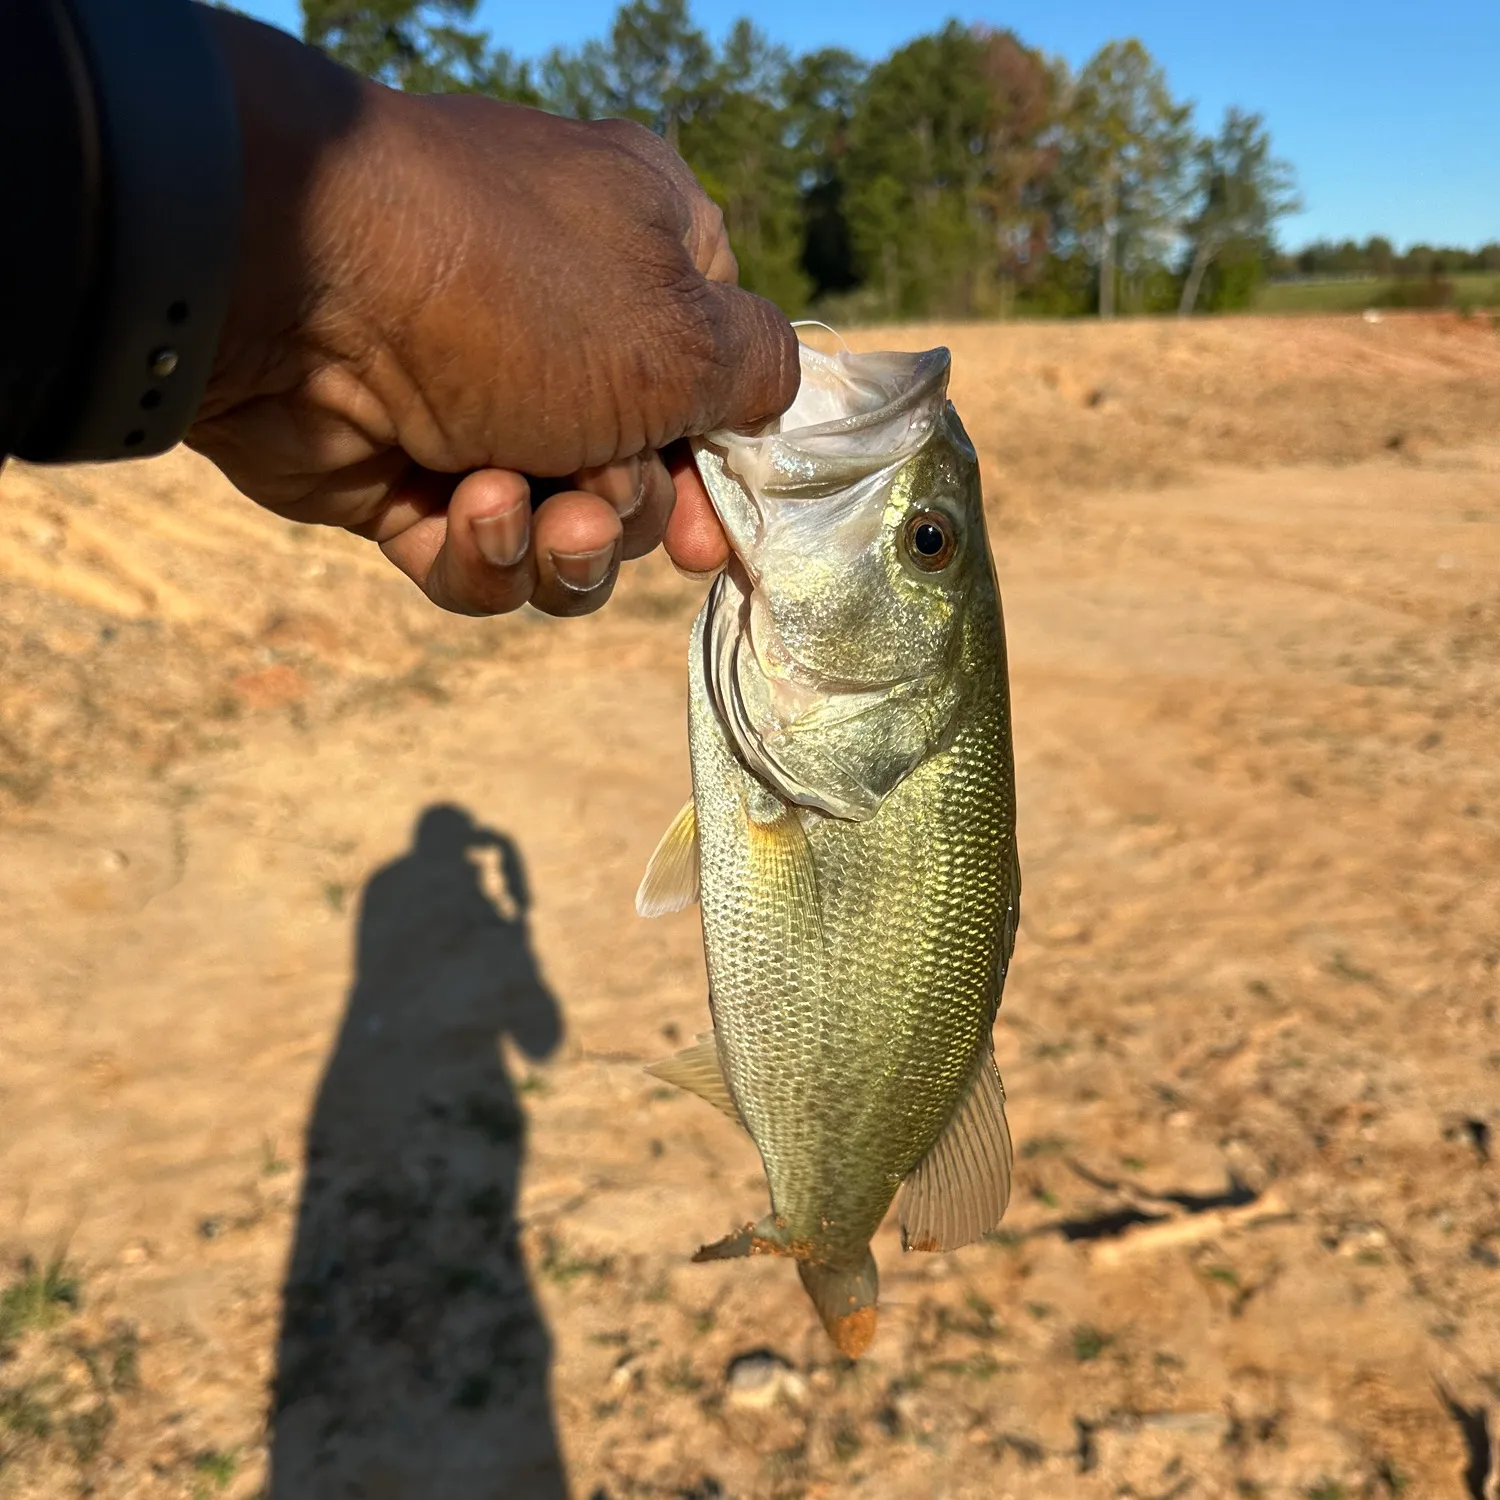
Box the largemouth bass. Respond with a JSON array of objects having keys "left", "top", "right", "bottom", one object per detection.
[{"left": 636, "top": 340, "right": 1020, "bottom": 1357}]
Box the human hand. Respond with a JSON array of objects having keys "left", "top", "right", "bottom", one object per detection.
[{"left": 188, "top": 12, "right": 775, "bottom": 615}]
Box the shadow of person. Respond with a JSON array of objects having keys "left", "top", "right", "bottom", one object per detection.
[{"left": 269, "top": 804, "right": 568, "bottom": 1499}]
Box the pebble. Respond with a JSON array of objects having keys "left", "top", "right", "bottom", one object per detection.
[{"left": 725, "top": 1351, "right": 807, "bottom": 1410}]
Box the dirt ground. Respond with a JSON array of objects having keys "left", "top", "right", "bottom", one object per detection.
[{"left": 2, "top": 313, "right": 1499, "bottom": 1500}]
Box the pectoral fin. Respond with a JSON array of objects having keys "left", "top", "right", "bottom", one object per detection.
[
  {"left": 898, "top": 1048, "right": 1013, "bottom": 1253},
  {"left": 635, "top": 800, "right": 699, "bottom": 917},
  {"left": 744, "top": 805, "right": 822, "bottom": 942},
  {"left": 645, "top": 1033, "right": 740, "bottom": 1122}
]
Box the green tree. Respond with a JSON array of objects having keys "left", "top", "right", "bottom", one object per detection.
[
  {"left": 841, "top": 23, "right": 1056, "bottom": 319},
  {"left": 301, "top": 0, "right": 536, "bottom": 97},
  {"left": 540, "top": 0, "right": 712, "bottom": 150},
  {"left": 679, "top": 22, "right": 811, "bottom": 311},
  {"left": 1058, "top": 40, "right": 1192, "bottom": 317},
  {"left": 1365, "top": 235, "right": 1395, "bottom": 277},
  {"left": 841, "top": 25, "right": 994, "bottom": 317},
  {"left": 1178, "top": 106, "right": 1298, "bottom": 314},
  {"left": 783, "top": 47, "right": 867, "bottom": 298}
]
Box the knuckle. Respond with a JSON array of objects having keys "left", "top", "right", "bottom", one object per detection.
[{"left": 590, "top": 115, "right": 664, "bottom": 163}]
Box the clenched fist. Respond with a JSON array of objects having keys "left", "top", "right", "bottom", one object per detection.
[{"left": 188, "top": 10, "right": 790, "bottom": 616}]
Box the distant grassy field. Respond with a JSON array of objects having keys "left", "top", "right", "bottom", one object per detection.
[{"left": 1255, "top": 271, "right": 1500, "bottom": 314}]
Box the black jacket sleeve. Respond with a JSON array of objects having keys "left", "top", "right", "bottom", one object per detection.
[{"left": 1, "top": 0, "right": 240, "bottom": 466}]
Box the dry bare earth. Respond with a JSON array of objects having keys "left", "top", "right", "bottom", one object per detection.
[{"left": 2, "top": 314, "right": 1499, "bottom": 1500}]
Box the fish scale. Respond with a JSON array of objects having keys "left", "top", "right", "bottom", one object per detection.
[{"left": 637, "top": 341, "right": 1019, "bottom": 1355}]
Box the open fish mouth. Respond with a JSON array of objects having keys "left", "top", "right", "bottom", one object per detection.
[{"left": 693, "top": 341, "right": 953, "bottom": 558}]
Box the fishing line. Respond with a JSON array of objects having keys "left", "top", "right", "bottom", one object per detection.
[{"left": 791, "top": 319, "right": 852, "bottom": 354}]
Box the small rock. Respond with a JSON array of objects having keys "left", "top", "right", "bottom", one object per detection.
[
  {"left": 99, "top": 849, "right": 129, "bottom": 872},
  {"left": 725, "top": 1350, "right": 806, "bottom": 1410},
  {"left": 607, "top": 1355, "right": 640, "bottom": 1394}
]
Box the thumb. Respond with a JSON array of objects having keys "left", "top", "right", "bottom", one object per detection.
[{"left": 689, "top": 279, "right": 800, "bottom": 439}]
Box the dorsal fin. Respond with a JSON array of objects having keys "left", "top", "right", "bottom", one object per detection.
[
  {"left": 898, "top": 1048, "right": 1013, "bottom": 1253},
  {"left": 645, "top": 1033, "right": 740, "bottom": 1121},
  {"left": 635, "top": 800, "right": 699, "bottom": 917}
]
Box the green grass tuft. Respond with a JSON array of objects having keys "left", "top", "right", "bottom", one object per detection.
[
  {"left": 1303, "top": 1482, "right": 1346, "bottom": 1500},
  {"left": 0, "top": 1257, "right": 81, "bottom": 1350},
  {"left": 192, "top": 1448, "right": 240, "bottom": 1497},
  {"left": 1071, "top": 1324, "right": 1112, "bottom": 1362}
]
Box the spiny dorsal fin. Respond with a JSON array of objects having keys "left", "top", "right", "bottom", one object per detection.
[
  {"left": 636, "top": 800, "right": 699, "bottom": 917},
  {"left": 898, "top": 1047, "right": 1013, "bottom": 1253},
  {"left": 645, "top": 1033, "right": 740, "bottom": 1121}
]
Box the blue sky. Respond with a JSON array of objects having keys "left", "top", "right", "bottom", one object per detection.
[{"left": 236, "top": 0, "right": 1499, "bottom": 250}]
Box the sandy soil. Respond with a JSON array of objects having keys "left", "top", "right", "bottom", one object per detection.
[{"left": 2, "top": 313, "right": 1499, "bottom": 1500}]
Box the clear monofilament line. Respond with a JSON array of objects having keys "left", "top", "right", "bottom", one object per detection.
[{"left": 791, "top": 319, "right": 852, "bottom": 355}]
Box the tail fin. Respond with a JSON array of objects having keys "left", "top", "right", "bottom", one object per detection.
[{"left": 797, "top": 1252, "right": 879, "bottom": 1359}]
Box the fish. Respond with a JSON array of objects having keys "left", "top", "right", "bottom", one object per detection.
[{"left": 635, "top": 337, "right": 1020, "bottom": 1358}]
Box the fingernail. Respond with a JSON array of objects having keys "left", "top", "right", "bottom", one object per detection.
[
  {"left": 473, "top": 502, "right": 530, "bottom": 568},
  {"left": 617, "top": 471, "right": 647, "bottom": 522},
  {"left": 671, "top": 559, "right": 726, "bottom": 583},
  {"left": 551, "top": 540, "right": 619, "bottom": 593},
  {"left": 591, "top": 455, "right": 646, "bottom": 520}
]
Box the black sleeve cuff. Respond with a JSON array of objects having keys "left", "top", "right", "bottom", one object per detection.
[{"left": 14, "top": 0, "right": 241, "bottom": 464}]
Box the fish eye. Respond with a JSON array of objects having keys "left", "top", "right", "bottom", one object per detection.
[{"left": 903, "top": 510, "right": 957, "bottom": 572}]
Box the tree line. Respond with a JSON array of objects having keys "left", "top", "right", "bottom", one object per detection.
[
  {"left": 1274, "top": 238, "right": 1500, "bottom": 280},
  {"left": 300, "top": 0, "right": 1309, "bottom": 318}
]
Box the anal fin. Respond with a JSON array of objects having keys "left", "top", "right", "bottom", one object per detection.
[
  {"left": 898, "top": 1048, "right": 1013, "bottom": 1253},
  {"left": 636, "top": 800, "right": 699, "bottom": 917},
  {"left": 645, "top": 1033, "right": 740, "bottom": 1122}
]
